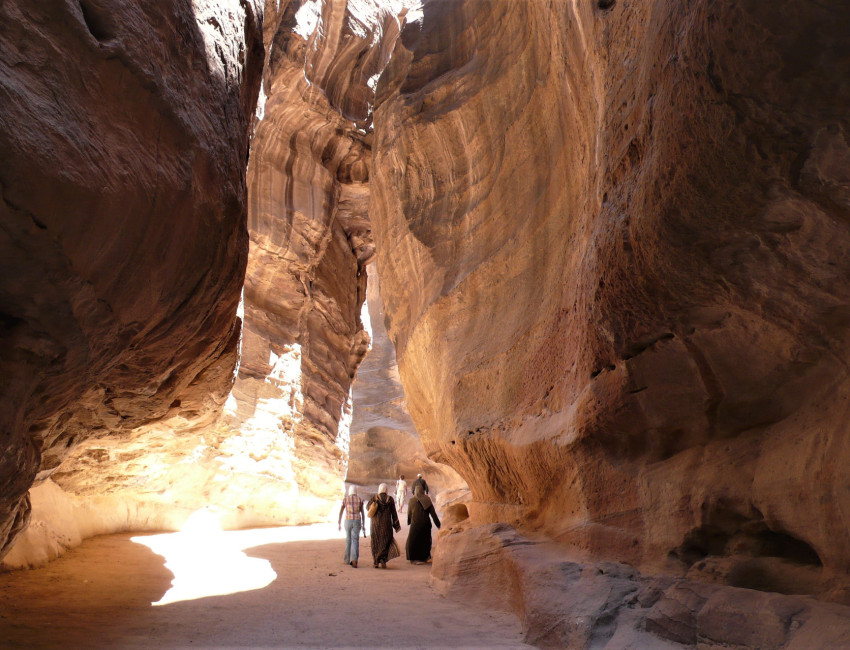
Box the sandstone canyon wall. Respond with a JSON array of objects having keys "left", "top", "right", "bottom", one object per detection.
[
  {"left": 4, "top": 0, "right": 850, "bottom": 645},
  {"left": 208, "top": 0, "right": 451, "bottom": 528},
  {"left": 1, "top": 0, "right": 413, "bottom": 566},
  {"left": 348, "top": 262, "right": 465, "bottom": 497},
  {"left": 370, "top": 0, "right": 850, "bottom": 612},
  {"left": 218, "top": 0, "right": 386, "bottom": 522},
  {"left": 0, "top": 0, "right": 263, "bottom": 558}
]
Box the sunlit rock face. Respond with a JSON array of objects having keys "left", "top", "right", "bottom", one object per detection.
[
  {"left": 371, "top": 0, "right": 850, "bottom": 605},
  {"left": 0, "top": 0, "right": 263, "bottom": 557},
  {"left": 5, "top": 2, "right": 850, "bottom": 644},
  {"left": 220, "top": 0, "right": 410, "bottom": 522},
  {"left": 2, "top": 0, "right": 413, "bottom": 563},
  {"left": 347, "top": 263, "right": 465, "bottom": 496}
]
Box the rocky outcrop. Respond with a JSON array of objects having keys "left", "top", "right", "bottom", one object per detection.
[
  {"left": 1, "top": 0, "right": 414, "bottom": 563},
  {"left": 370, "top": 0, "right": 850, "bottom": 608},
  {"left": 0, "top": 0, "right": 263, "bottom": 556},
  {"left": 433, "top": 524, "right": 850, "bottom": 649}
]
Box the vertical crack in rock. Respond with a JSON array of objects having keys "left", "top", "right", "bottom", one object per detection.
[{"left": 347, "top": 262, "right": 466, "bottom": 494}]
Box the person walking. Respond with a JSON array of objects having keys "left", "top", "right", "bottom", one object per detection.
[
  {"left": 411, "top": 473, "right": 429, "bottom": 495},
  {"left": 406, "top": 484, "right": 441, "bottom": 564},
  {"left": 338, "top": 485, "right": 365, "bottom": 568},
  {"left": 395, "top": 475, "right": 408, "bottom": 514},
  {"left": 367, "top": 483, "right": 401, "bottom": 569}
]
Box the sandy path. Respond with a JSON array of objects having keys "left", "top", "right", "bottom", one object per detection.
[{"left": 0, "top": 521, "right": 530, "bottom": 649}]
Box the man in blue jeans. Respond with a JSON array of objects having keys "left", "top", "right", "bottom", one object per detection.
[{"left": 338, "top": 484, "right": 365, "bottom": 568}]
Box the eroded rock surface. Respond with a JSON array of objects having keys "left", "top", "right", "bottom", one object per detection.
[
  {"left": 347, "top": 263, "right": 465, "bottom": 495},
  {"left": 219, "top": 0, "right": 406, "bottom": 522},
  {"left": 5, "top": 0, "right": 850, "bottom": 645},
  {"left": 370, "top": 0, "right": 850, "bottom": 607},
  {"left": 0, "top": 0, "right": 263, "bottom": 556},
  {"left": 2, "top": 0, "right": 414, "bottom": 562},
  {"left": 433, "top": 524, "right": 850, "bottom": 649}
]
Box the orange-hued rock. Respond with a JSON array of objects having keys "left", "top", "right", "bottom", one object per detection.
[
  {"left": 347, "top": 263, "right": 465, "bottom": 494},
  {"left": 1, "top": 0, "right": 404, "bottom": 560},
  {"left": 370, "top": 0, "right": 850, "bottom": 604},
  {"left": 220, "top": 0, "right": 404, "bottom": 520},
  {"left": 4, "top": 0, "right": 850, "bottom": 644},
  {"left": 1, "top": 0, "right": 423, "bottom": 566},
  {"left": 0, "top": 0, "right": 263, "bottom": 556}
]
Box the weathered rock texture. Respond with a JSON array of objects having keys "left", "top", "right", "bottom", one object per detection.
[
  {"left": 6, "top": 0, "right": 850, "bottom": 645},
  {"left": 3, "top": 0, "right": 440, "bottom": 570},
  {"left": 370, "top": 0, "right": 850, "bottom": 609},
  {"left": 434, "top": 524, "right": 850, "bottom": 649},
  {"left": 347, "top": 263, "right": 465, "bottom": 494},
  {"left": 0, "top": 0, "right": 263, "bottom": 557},
  {"left": 1, "top": 0, "right": 414, "bottom": 565},
  {"left": 219, "top": 0, "right": 407, "bottom": 521}
]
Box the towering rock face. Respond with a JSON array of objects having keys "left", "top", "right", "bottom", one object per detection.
[
  {"left": 0, "top": 1, "right": 263, "bottom": 556},
  {"left": 1, "top": 0, "right": 414, "bottom": 563},
  {"left": 370, "top": 0, "right": 850, "bottom": 605},
  {"left": 3, "top": 0, "right": 427, "bottom": 568},
  {"left": 220, "top": 0, "right": 405, "bottom": 521}
]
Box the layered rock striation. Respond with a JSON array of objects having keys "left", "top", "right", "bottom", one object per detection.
[
  {"left": 347, "top": 263, "right": 465, "bottom": 496},
  {"left": 0, "top": 0, "right": 263, "bottom": 557},
  {"left": 219, "top": 0, "right": 408, "bottom": 520},
  {"left": 5, "top": 0, "right": 850, "bottom": 644},
  {"left": 1, "top": 0, "right": 416, "bottom": 563},
  {"left": 370, "top": 0, "right": 850, "bottom": 606}
]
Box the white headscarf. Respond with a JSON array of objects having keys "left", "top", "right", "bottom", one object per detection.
[
  {"left": 347, "top": 485, "right": 357, "bottom": 496},
  {"left": 378, "top": 483, "right": 388, "bottom": 494}
]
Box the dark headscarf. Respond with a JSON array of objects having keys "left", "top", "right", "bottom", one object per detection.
[{"left": 414, "top": 484, "right": 432, "bottom": 510}]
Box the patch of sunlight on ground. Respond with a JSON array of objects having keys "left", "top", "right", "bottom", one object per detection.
[{"left": 131, "top": 509, "right": 339, "bottom": 606}]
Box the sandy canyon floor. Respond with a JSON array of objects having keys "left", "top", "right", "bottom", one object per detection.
[{"left": 0, "top": 520, "right": 530, "bottom": 649}]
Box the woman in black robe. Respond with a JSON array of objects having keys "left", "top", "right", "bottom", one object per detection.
[
  {"left": 367, "top": 483, "right": 401, "bottom": 568},
  {"left": 406, "top": 484, "right": 441, "bottom": 564}
]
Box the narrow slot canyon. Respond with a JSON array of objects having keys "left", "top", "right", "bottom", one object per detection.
[{"left": 3, "top": 0, "right": 850, "bottom": 648}]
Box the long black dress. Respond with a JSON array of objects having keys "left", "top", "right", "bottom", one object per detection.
[
  {"left": 406, "top": 496, "right": 441, "bottom": 562},
  {"left": 368, "top": 493, "right": 400, "bottom": 566}
]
